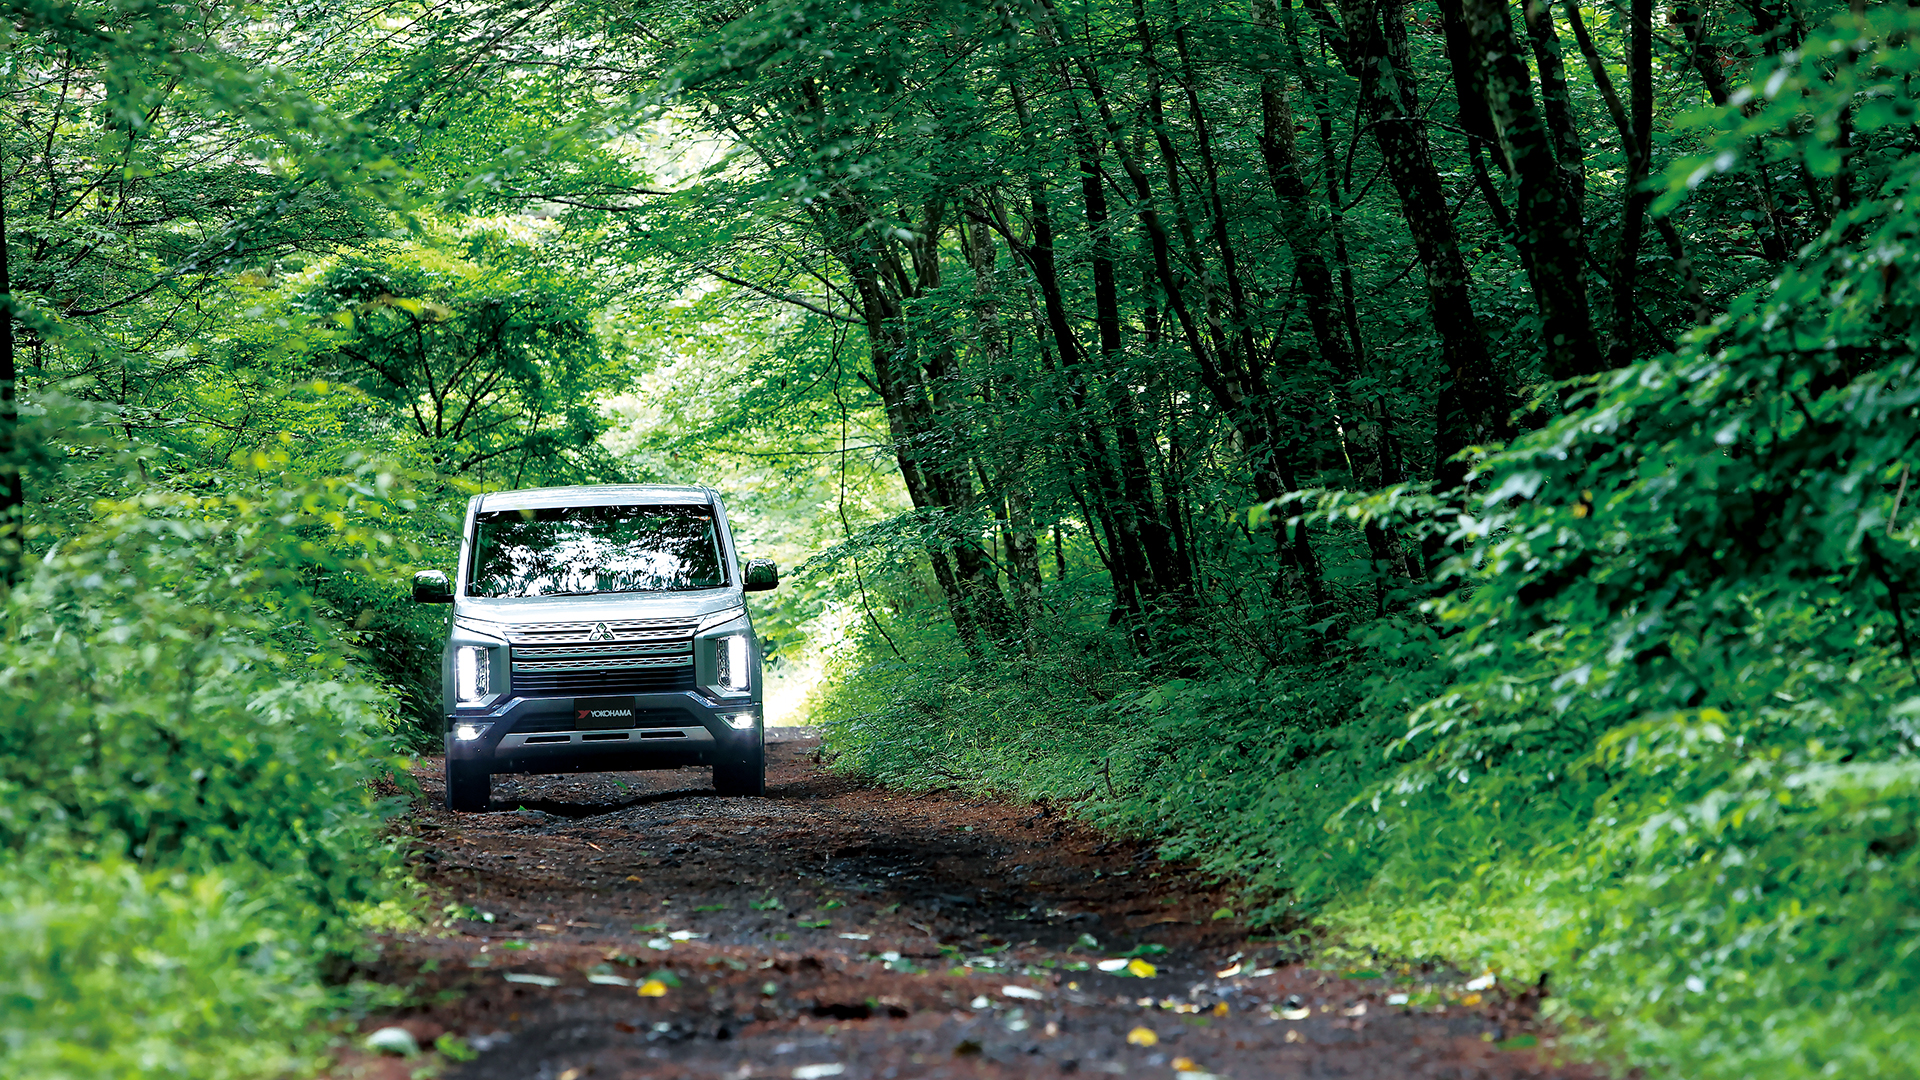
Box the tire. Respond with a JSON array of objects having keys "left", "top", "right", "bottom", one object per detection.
[
  {"left": 713, "top": 731, "right": 766, "bottom": 797},
  {"left": 446, "top": 757, "right": 491, "bottom": 812}
]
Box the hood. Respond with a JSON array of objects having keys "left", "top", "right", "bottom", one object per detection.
[{"left": 455, "top": 587, "right": 743, "bottom": 630}]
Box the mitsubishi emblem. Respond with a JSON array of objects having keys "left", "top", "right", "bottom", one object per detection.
[{"left": 588, "top": 622, "right": 614, "bottom": 642}]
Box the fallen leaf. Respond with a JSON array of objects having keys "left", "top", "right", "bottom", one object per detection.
[
  {"left": 1097, "top": 958, "right": 1130, "bottom": 972},
  {"left": 1127, "top": 958, "right": 1157, "bottom": 978},
  {"left": 1126, "top": 1026, "right": 1159, "bottom": 1047},
  {"left": 1285, "top": 1029, "right": 1303, "bottom": 1043},
  {"left": 838, "top": 932, "right": 871, "bottom": 941},
  {"left": 502, "top": 972, "right": 560, "bottom": 987},
  {"left": 1172, "top": 1057, "right": 1196, "bottom": 1071},
  {"left": 1212, "top": 1002, "right": 1230, "bottom": 1016},
  {"left": 1210, "top": 908, "right": 1234, "bottom": 920},
  {"left": 587, "top": 974, "right": 633, "bottom": 986},
  {"left": 637, "top": 979, "right": 668, "bottom": 997},
  {"left": 1461, "top": 992, "right": 1483, "bottom": 1006},
  {"left": 1343, "top": 1003, "right": 1367, "bottom": 1017},
  {"left": 793, "top": 1065, "right": 845, "bottom": 1079},
  {"left": 1465, "top": 973, "right": 1497, "bottom": 992},
  {"left": 646, "top": 937, "right": 672, "bottom": 951},
  {"left": 1279, "top": 1007, "right": 1310, "bottom": 1020},
  {"left": 1001, "top": 985, "right": 1046, "bottom": 1001},
  {"left": 363, "top": 1027, "right": 419, "bottom": 1057},
  {"left": 559, "top": 1070, "right": 581, "bottom": 1080},
  {"left": 535, "top": 924, "right": 560, "bottom": 933},
  {"left": 1215, "top": 962, "right": 1242, "bottom": 978},
  {"left": 625, "top": 875, "right": 642, "bottom": 882}
]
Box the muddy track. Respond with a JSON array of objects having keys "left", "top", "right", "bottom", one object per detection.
[{"left": 349, "top": 729, "right": 1593, "bottom": 1079}]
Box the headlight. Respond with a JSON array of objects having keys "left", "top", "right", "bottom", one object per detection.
[
  {"left": 714, "top": 633, "right": 750, "bottom": 695},
  {"left": 455, "top": 645, "right": 492, "bottom": 704},
  {"left": 453, "top": 722, "right": 493, "bottom": 742},
  {"left": 717, "top": 709, "right": 759, "bottom": 730}
]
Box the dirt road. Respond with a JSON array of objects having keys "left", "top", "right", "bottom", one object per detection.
[{"left": 353, "top": 728, "right": 1591, "bottom": 1079}]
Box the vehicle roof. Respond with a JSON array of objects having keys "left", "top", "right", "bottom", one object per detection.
[{"left": 477, "top": 484, "right": 716, "bottom": 511}]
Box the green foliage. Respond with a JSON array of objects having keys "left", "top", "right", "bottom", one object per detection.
[
  {"left": 813, "top": 10, "right": 1920, "bottom": 1080},
  {"left": 0, "top": 447, "right": 416, "bottom": 1078}
]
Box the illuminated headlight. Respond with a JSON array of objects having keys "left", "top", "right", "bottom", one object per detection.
[
  {"left": 714, "top": 634, "right": 750, "bottom": 694},
  {"left": 453, "top": 722, "right": 493, "bottom": 742},
  {"left": 718, "top": 710, "right": 759, "bottom": 730},
  {"left": 455, "top": 646, "right": 492, "bottom": 704}
]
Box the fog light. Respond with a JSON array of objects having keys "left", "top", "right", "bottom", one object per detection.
[
  {"left": 453, "top": 722, "right": 492, "bottom": 742},
  {"left": 721, "top": 711, "right": 758, "bottom": 730}
]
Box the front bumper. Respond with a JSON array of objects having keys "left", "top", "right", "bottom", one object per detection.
[{"left": 445, "top": 692, "right": 760, "bottom": 775}]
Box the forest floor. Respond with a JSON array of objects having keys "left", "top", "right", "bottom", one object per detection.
[{"left": 339, "top": 728, "right": 1595, "bottom": 1080}]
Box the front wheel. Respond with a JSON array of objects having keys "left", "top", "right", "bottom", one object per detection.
[
  {"left": 446, "top": 757, "right": 491, "bottom": 812},
  {"left": 713, "top": 732, "right": 765, "bottom": 797}
]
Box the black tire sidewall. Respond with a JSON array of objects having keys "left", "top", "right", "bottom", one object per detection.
[
  {"left": 446, "top": 757, "right": 491, "bottom": 812},
  {"left": 714, "top": 729, "right": 765, "bottom": 796}
]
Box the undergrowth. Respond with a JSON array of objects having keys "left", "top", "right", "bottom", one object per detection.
[{"left": 0, "top": 441, "right": 421, "bottom": 1079}]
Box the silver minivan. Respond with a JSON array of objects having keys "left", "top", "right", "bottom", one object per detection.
[{"left": 411, "top": 485, "right": 776, "bottom": 811}]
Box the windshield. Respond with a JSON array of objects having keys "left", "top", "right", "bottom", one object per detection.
[{"left": 467, "top": 504, "right": 727, "bottom": 597}]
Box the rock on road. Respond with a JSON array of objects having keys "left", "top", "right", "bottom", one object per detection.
[{"left": 349, "top": 728, "right": 1593, "bottom": 1080}]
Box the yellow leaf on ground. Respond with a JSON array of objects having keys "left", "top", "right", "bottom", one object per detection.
[
  {"left": 1172, "top": 1057, "right": 1195, "bottom": 1071},
  {"left": 1212, "top": 1002, "right": 1229, "bottom": 1016},
  {"left": 1127, "top": 958, "right": 1157, "bottom": 978},
  {"left": 1461, "top": 992, "right": 1482, "bottom": 1006},
  {"left": 1126, "top": 1027, "right": 1158, "bottom": 1047},
  {"left": 637, "top": 979, "right": 668, "bottom": 997}
]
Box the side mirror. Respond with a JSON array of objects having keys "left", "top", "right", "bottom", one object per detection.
[
  {"left": 412, "top": 570, "right": 453, "bottom": 604},
  {"left": 743, "top": 558, "right": 779, "bottom": 592}
]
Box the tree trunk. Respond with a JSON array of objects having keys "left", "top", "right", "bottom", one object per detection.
[
  {"left": 1523, "top": 0, "right": 1585, "bottom": 209},
  {"left": 1458, "top": 0, "right": 1601, "bottom": 380},
  {"left": 1608, "top": 0, "right": 1654, "bottom": 367},
  {"left": 1322, "top": 0, "right": 1511, "bottom": 490},
  {"left": 0, "top": 164, "right": 21, "bottom": 586}
]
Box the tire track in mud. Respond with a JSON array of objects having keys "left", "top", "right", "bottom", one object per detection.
[{"left": 345, "top": 728, "right": 1592, "bottom": 1079}]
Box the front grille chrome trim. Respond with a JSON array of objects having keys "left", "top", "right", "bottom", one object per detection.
[
  {"left": 496, "top": 727, "right": 713, "bottom": 751},
  {"left": 510, "top": 642, "right": 693, "bottom": 660},
  {"left": 503, "top": 619, "right": 701, "bottom": 646},
  {"left": 511, "top": 655, "right": 694, "bottom": 673}
]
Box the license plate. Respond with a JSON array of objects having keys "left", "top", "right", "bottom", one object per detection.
[{"left": 573, "top": 696, "right": 638, "bottom": 730}]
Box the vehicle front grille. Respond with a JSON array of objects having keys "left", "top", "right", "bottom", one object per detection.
[
  {"left": 509, "top": 666, "right": 698, "bottom": 696},
  {"left": 505, "top": 617, "right": 702, "bottom": 699}
]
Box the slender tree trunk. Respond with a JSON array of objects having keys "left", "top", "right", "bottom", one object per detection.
[
  {"left": 1668, "top": 2, "right": 1793, "bottom": 262},
  {"left": 993, "top": 43, "right": 1168, "bottom": 624},
  {"left": 1069, "top": 123, "right": 1188, "bottom": 602},
  {"left": 1523, "top": 0, "right": 1585, "bottom": 209},
  {"left": 1318, "top": 0, "right": 1511, "bottom": 490},
  {"left": 1608, "top": 0, "right": 1654, "bottom": 367},
  {"left": 1458, "top": 0, "right": 1601, "bottom": 379},
  {"left": 0, "top": 165, "right": 22, "bottom": 586}
]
